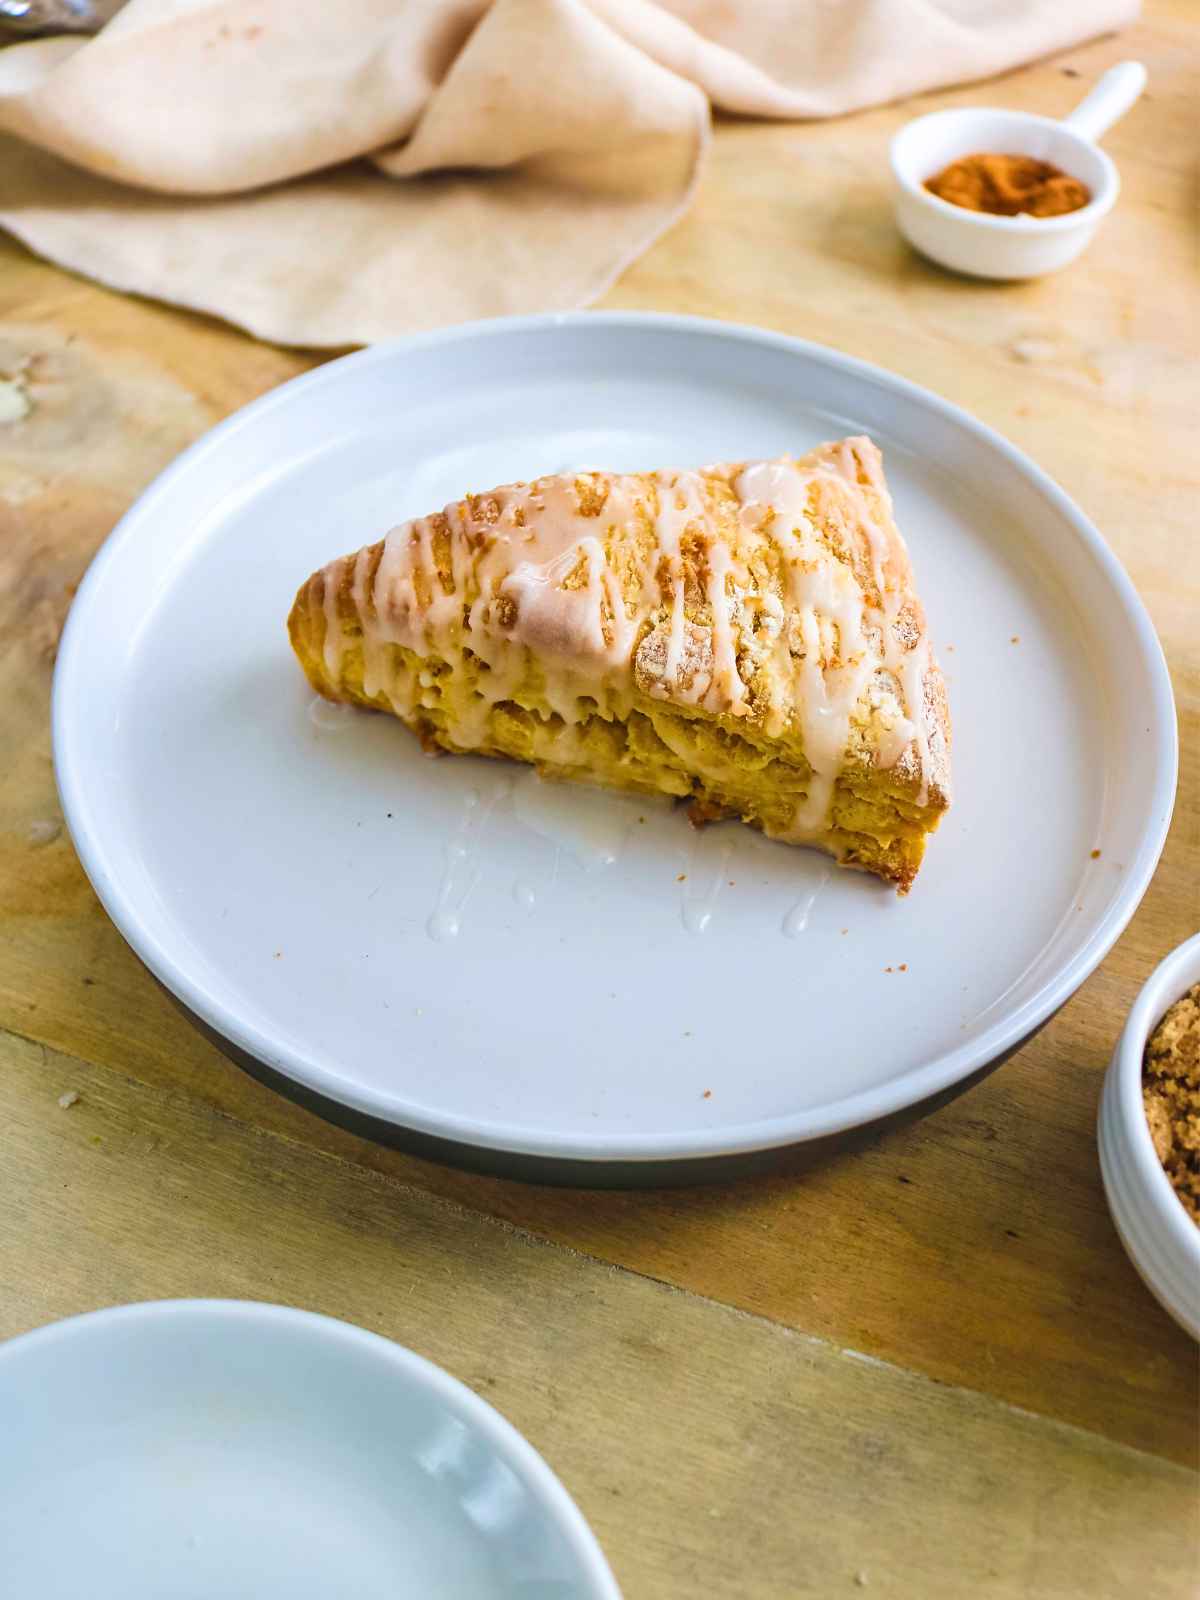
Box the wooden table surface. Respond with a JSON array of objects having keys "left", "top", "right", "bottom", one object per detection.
[{"left": 2, "top": 6, "right": 1198, "bottom": 1595}]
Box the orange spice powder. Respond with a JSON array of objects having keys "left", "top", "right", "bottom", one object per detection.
[{"left": 925, "top": 153, "right": 1091, "bottom": 218}]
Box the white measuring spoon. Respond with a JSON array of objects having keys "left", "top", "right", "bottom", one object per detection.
[{"left": 890, "top": 61, "right": 1147, "bottom": 279}]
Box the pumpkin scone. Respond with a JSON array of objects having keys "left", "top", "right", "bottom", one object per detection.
[{"left": 289, "top": 437, "right": 951, "bottom": 892}]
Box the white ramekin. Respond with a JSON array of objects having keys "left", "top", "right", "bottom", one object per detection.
[
  {"left": 890, "top": 62, "right": 1145, "bottom": 280},
  {"left": 1099, "top": 933, "right": 1200, "bottom": 1340},
  {"left": 0, "top": 1300, "right": 623, "bottom": 1596}
]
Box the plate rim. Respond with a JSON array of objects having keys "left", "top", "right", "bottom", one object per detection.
[
  {"left": 52, "top": 310, "right": 1179, "bottom": 1165},
  {"left": 0, "top": 1298, "right": 622, "bottom": 1597}
]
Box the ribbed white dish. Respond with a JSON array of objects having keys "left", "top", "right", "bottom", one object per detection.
[
  {"left": 0, "top": 1301, "right": 621, "bottom": 1598},
  {"left": 1099, "top": 934, "right": 1200, "bottom": 1340}
]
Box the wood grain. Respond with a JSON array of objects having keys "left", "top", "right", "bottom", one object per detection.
[
  {"left": 3, "top": 1029, "right": 1196, "bottom": 1600},
  {"left": 1, "top": 4, "right": 1198, "bottom": 1589}
]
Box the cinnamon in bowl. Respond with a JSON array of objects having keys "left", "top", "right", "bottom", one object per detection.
[{"left": 925, "top": 153, "right": 1091, "bottom": 218}]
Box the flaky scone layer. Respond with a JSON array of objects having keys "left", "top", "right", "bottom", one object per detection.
[{"left": 289, "top": 437, "right": 951, "bottom": 891}]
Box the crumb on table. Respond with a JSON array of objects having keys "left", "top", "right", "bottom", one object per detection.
[
  {"left": 57, "top": 1090, "right": 80, "bottom": 1110},
  {"left": 1143, "top": 983, "right": 1200, "bottom": 1225}
]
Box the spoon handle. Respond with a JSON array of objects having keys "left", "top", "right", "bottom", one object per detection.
[{"left": 1060, "top": 60, "right": 1147, "bottom": 144}]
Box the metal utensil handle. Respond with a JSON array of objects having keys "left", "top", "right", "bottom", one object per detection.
[{"left": 0, "top": 0, "right": 125, "bottom": 34}]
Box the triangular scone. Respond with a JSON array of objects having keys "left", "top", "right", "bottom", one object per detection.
[{"left": 289, "top": 437, "right": 951, "bottom": 892}]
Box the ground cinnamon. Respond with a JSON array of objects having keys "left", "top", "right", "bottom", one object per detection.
[{"left": 925, "top": 153, "right": 1091, "bottom": 218}]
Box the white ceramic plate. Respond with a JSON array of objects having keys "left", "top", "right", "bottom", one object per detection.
[
  {"left": 0, "top": 1301, "right": 620, "bottom": 1599},
  {"left": 54, "top": 313, "right": 1176, "bottom": 1177}
]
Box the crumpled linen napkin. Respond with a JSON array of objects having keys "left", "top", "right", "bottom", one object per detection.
[{"left": 0, "top": 0, "right": 1138, "bottom": 347}]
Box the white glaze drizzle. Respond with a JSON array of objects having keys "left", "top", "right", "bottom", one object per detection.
[
  {"left": 782, "top": 867, "right": 830, "bottom": 938},
  {"left": 679, "top": 828, "right": 734, "bottom": 935},
  {"left": 510, "top": 769, "right": 637, "bottom": 871},
  {"left": 735, "top": 460, "right": 875, "bottom": 830},
  {"left": 425, "top": 782, "right": 508, "bottom": 942},
  {"left": 653, "top": 475, "right": 709, "bottom": 703},
  {"left": 315, "top": 440, "right": 936, "bottom": 833},
  {"left": 733, "top": 448, "right": 929, "bottom": 831},
  {"left": 308, "top": 695, "right": 357, "bottom": 732},
  {"left": 321, "top": 561, "right": 343, "bottom": 681}
]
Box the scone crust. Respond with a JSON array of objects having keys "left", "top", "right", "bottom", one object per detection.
[{"left": 289, "top": 438, "right": 951, "bottom": 890}]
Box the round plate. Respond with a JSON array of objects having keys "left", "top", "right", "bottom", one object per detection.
[
  {"left": 0, "top": 1301, "right": 620, "bottom": 1598},
  {"left": 53, "top": 313, "right": 1176, "bottom": 1181}
]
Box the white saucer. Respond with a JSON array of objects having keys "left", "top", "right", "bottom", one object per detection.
[
  {"left": 0, "top": 1301, "right": 620, "bottom": 1598},
  {"left": 53, "top": 313, "right": 1177, "bottom": 1176}
]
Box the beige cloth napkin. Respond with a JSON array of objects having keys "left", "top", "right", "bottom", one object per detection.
[{"left": 0, "top": 0, "right": 1138, "bottom": 347}]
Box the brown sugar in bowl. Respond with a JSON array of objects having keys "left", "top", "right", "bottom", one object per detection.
[
  {"left": 1142, "top": 984, "right": 1200, "bottom": 1225},
  {"left": 1099, "top": 934, "right": 1200, "bottom": 1340}
]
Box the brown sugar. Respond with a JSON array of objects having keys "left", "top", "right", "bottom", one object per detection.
[
  {"left": 1142, "top": 984, "right": 1200, "bottom": 1225},
  {"left": 925, "top": 153, "right": 1091, "bottom": 218}
]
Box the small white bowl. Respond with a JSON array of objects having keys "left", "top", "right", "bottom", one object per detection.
[
  {"left": 890, "top": 62, "right": 1145, "bottom": 280},
  {"left": 0, "top": 1300, "right": 622, "bottom": 1599},
  {"left": 1099, "top": 934, "right": 1200, "bottom": 1341}
]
